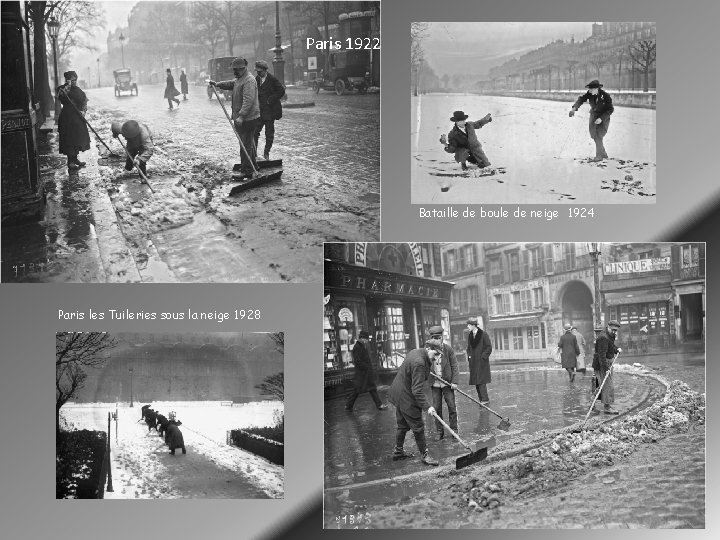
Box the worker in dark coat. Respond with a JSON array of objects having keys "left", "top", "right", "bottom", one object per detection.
[
  {"left": 569, "top": 79, "right": 614, "bottom": 161},
  {"left": 466, "top": 317, "right": 493, "bottom": 403},
  {"left": 345, "top": 330, "right": 388, "bottom": 411},
  {"left": 426, "top": 325, "right": 459, "bottom": 440},
  {"left": 57, "top": 70, "right": 91, "bottom": 170},
  {"left": 144, "top": 408, "right": 157, "bottom": 432},
  {"left": 557, "top": 322, "right": 581, "bottom": 382},
  {"left": 388, "top": 342, "right": 442, "bottom": 466},
  {"left": 592, "top": 320, "right": 623, "bottom": 414},
  {"left": 179, "top": 69, "right": 189, "bottom": 100},
  {"left": 141, "top": 404, "right": 151, "bottom": 420},
  {"left": 156, "top": 413, "right": 169, "bottom": 438},
  {"left": 440, "top": 110, "right": 492, "bottom": 170},
  {"left": 165, "top": 423, "right": 186, "bottom": 455},
  {"left": 253, "top": 60, "right": 285, "bottom": 160},
  {"left": 111, "top": 120, "right": 154, "bottom": 176},
  {"left": 164, "top": 68, "right": 181, "bottom": 109}
]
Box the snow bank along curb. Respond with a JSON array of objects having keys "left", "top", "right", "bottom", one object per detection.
[{"left": 230, "top": 430, "right": 284, "bottom": 466}]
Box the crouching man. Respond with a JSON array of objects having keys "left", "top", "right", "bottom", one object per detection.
[
  {"left": 388, "top": 341, "right": 443, "bottom": 466},
  {"left": 165, "top": 422, "right": 186, "bottom": 455},
  {"left": 111, "top": 120, "right": 154, "bottom": 177}
]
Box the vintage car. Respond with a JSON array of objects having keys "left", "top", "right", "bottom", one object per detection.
[
  {"left": 312, "top": 50, "right": 370, "bottom": 95},
  {"left": 113, "top": 68, "right": 138, "bottom": 96},
  {"left": 205, "top": 57, "right": 235, "bottom": 99}
]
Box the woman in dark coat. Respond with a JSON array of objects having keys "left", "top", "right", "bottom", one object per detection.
[
  {"left": 466, "top": 317, "right": 493, "bottom": 402},
  {"left": 57, "top": 70, "right": 90, "bottom": 170},
  {"left": 557, "top": 323, "right": 581, "bottom": 381},
  {"left": 165, "top": 423, "right": 186, "bottom": 455},
  {"left": 179, "top": 69, "right": 189, "bottom": 100},
  {"left": 164, "top": 68, "right": 181, "bottom": 109}
]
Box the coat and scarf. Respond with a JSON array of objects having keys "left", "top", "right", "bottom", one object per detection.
[
  {"left": 388, "top": 348, "right": 432, "bottom": 419},
  {"left": 256, "top": 72, "right": 285, "bottom": 121},
  {"left": 557, "top": 330, "right": 581, "bottom": 369},
  {"left": 164, "top": 73, "right": 181, "bottom": 99},
  {"left": 57, "top": 84, "right": 90, "bottom": 155},
  {"left": 351, "top": 340, "right": 378, "bottom": 393},
  {"left": 467, "top": 328, "right": 493, "bottom": 385},
  {"left": 444, "top": 116, "right": 491, "bottom": 165},
  {"left": 216, "top": 71, "right": 260, "bottom": 122}
]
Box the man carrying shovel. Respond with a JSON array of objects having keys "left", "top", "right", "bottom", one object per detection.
[
  {"left": 592, "top": 320, "right": 623, "bottom": 414},
  {"left": 111, "top": 120, "right": 154, "bottom": 177},
  {"left": 209, "top": 57, "right": 260, "bottom": 179},
  {"left": 56, "top": 70, "right": 90, "bottom": 171},
  {"left": 427, "top": 325, "right": 459, "bottom": 441}
]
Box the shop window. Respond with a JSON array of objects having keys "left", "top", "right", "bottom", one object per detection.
[
  {"left": 502, "top": 293, "right": 511, "bottom": 314},
  {"left": 527, "top": 326, "right": 542, "bottom": 349},
  {"left": 533, "top": 287, "right": 544, "bottom": 308},
  {"left": 512, "top": 291, "right": 521, "bottom": 313},
  {"left": 521, "top": 289, "right": 533, "bottom": 311},
  {"left": 375, "top": 305, "right": 406, "bottom": 369},
  {"left": 512, "top": 327, "right": 524, "bottom": 350}
]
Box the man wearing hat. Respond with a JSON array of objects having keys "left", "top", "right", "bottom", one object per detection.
[
  {"left": 427, "top": 325, "right": 459, "bottom": 441},
  {"left": 254, "top": 60, "right": 285, "bottom": 161},
  {"left": 466, "top": 317, "right": 493, "bottom": 403},
  {"left": 57, "top": 71, "right": 90, "bottom": 170},
  {"left": 557, "top": 323, "right": 581, "bottom": 382},
  {"left": 388, "top": 342, "right": 442, "bottom": 466},
  {"left": 345, "top": 331, "right": 387, "bottom": 411},
  {"left": 439, "top": 111, "right": 493, "bottom": 171},
  {"left": 569, "top": 80, "right": 615, "bottom": 162},
  {"left": 111, "top": 120, "right": 154, "bottom": 176},
  {"left": 209, "top": 57, "right": 260, "bottom": 177},
  {"left": 164, "top": 68, "right": 181, "bottom": 109},
  {"left": 592, "top": 320, "right": 623, "bottom": 414}
]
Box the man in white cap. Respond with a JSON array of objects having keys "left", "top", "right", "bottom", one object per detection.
[
  {"left": 254, "top": 60, "right": 285, "bottom": 161},
  {"left": 427, "top": 325, "right": 459, "bottom": 441},
  {"left": 209, "top": 57, "right": 260, "bottom": 177},
  {"left": 111, "top": 120, "right": 154, "bottom": 176}
]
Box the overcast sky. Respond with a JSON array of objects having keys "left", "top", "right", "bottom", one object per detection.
[{"left": 421, "top": 22, "right": 594, "bottom": 79}]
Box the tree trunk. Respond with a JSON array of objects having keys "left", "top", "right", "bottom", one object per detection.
[
  {"left": 643, "top": 67, "right": 649, "bottom": 92},
  {"left": 30, "top": 2, "right": 52, "bottom": 118}
]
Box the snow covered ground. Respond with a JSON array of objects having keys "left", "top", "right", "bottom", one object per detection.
[
  {"left": 61, "top": 400, "right": 283, "bottom": 498},
  {"left": 411, "top": 94, "right": 656, "bottom": 204}
]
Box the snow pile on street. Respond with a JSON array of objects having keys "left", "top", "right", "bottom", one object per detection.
[{"left": 452, "top": 380, "right": 704, "bottom": 512}]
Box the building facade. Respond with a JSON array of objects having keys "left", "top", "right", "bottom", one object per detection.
[{"left": 671, "top": 243, "right": 705, "bottom": 343}]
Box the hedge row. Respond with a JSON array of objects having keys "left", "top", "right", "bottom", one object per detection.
[
  {"left": 56, "top": 430, "right": 107, "bottom": 499},
  {"left": 230, "top": 429, "right": 284, "bottom": 466}
]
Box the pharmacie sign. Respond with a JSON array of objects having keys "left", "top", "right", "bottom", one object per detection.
[{"left": 603, "top": 257, "right": 671, "bottom": 275}]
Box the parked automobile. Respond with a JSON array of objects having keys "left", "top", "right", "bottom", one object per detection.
[
  {"left": 205, "top": 57, "right": 235, "bottom": 99},
  {"left": 113, "top": 68, "right": 138, "bottom": 96},
  {"left": 312, "top": 50, "right": 370, "bottom": 95}
]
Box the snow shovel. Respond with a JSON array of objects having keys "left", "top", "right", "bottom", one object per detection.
[
  {"left": 428, "top": 409, "right": 489, "bottom": 470},
  {"left": 430, "top": 373, "right": 511, "bottom": 431},
  {"left": 210, "top": 85, "right": 282, "bottom": 192},
  {"left": 57, "top": 86, "right": 121, "bottom": 158},
  {"left": 583, "top": 352, "right": 620, "bottom": 423}
]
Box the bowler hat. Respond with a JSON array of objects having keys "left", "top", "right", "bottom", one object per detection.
[
  {"left": 585, "top": 79, "right": 603, "bottom": 88},
  {"left": 121, "top": 120, "right": 140, "bottom": 138},
  {"left": 467, "top": 317, "right": 479, "bottom": 326},
  {"left": 608, "top": 320, "right": 621, "bottom": 328},
  {"left": 64, "top": 70, "right": 78, "bottom": 80},
  {"left": 255, "top": 60, "right": 269, "bottom": 70},
  {"left": 428, "top": 325, "right": 444, "bottom": 337},
  {"left": 450, "top": 110, "right": 469, "bottom": 122},
  {"left": 231, "top": 57, "right": 248, "bottom": 69},
  {"left": 358, "top": 330, "right": 370, "bottom": 339}
]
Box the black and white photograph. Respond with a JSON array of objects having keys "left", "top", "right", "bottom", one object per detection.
[
  {"left": 56, "top": 331, "right": 285, "bottom": 499},
  {"left": 411, "top": 22, "right": 656, "bottom": 203},
  {"left": 323, "top": 242, "right": 704, "bottom": 528},
  {"left": 1, "top": 1, "right": 380, "bottom": 283}
]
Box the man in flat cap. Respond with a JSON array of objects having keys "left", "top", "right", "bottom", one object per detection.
[
  {"left": 388, "top": 342, "right": 442, "bottom": 466},
  {"left": 111, "top": 120, "right": 154, "bottom": 176},
  {"left": 345, "top": 330, "right": 387, "bottom": 412},
  {"left": 557, "top": 322, "right": 581, "bottom": 382},
  {"left": 57, "top": 71, "right": 90, "bottom": 170},
  {"left": 592, "top": 320, "right": 623, "bottom": 414},
  {"left": 254, "top": 60, "right": 285, "bottom": 161},
  {"left": 466, "top": 317, "right": 493, "bottom": 403},
  {"left": 209, "top": 57, "right": 260, "bottom": 177},
  {"left": 427, "top": 325, "right": 459, "bottom": 441},
  {"left": 569, "top": 80, "right": 614, "bottom": 162},
  {"left": 439, "top": 110, "right": 493, "bottom": 171}
]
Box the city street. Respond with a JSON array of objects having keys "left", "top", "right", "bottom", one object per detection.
[
  {"left": 324, "top": 352, "right": 704, "bottom": 529},
  {"left": 2, "top": 86, "right": 379, "bottom": 282},
  {"left": 411, "top": 94, "right": 656, "bottom": 204}
]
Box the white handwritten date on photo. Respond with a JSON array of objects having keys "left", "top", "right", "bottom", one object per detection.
[
  {"left": 306, "top": 37, "right": 379, "bottom": 50},
  {"left": 333, "top": 513, "right": 372, "bottom": 529}
]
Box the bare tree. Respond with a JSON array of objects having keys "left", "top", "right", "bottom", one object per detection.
[
  {"left": 56, "top": 332, "right": 117, "bottom": 432},
  {"left": 255, "top": 372, "right": 284, "bottom": 401},
  {"left": 191, "top": 2, "right": 224, "bottom": 59},
  {"left": 267, "top": 331, "right": 284, "bottom": 354},
  {"left": 46, "top": 1, "right": 105, "bottom": 74},
  {"left": 26, "top": 1, "right": 60, "bottom": 118},
  {"left": 588, "top": 54, "right": 606, "bottom": 79},
  {"left": 628, "top": 39, "right": 656, "bottom": 92},
  {"left": 411, "top": 22, "right": 428, "bottom": 96}
]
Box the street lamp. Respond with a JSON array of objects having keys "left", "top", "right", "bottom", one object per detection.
[
  {"left": 97, "top": 57, "right": 100, "bottom": 87},
  {"left": 272, "top": 1, "right": 285, "bottom": 85},
  {"left": 258, "top": 15, "right": 266, "bottom": 62},
  {"left": 119, "top": 32, "right": 126, "bottom": 68},
  {"left": 47, "top": 16, "right": 60, "bottom": 120},
  {"left": 587, "top": 243, "right": 603, "bottom": 335},
  {"left": 129, "top": 367, "right": 134, "bottom": 407}
]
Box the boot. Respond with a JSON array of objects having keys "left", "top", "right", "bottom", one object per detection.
[
  {"left": 263, "top": 150, "right": 270, "bottom": 160},
  {"left": 421, "top": 450, "right": 439, "bottom": 466},
  {"left": 68, "top": 159, "right": 80, "bottom": 170},
  {"left": 392, "top": 446, "right": 414, "bottom": 461},
  {"left": 72, "top": 156, "right": 86, "bottom": 168}
]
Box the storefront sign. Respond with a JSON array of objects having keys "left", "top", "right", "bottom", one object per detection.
[
  {"left": 489, "top": 278, "right": 547, "bottom": 296},
  {"left": 548, "top": 268, "right": 593, "bottom": 284},
  {"left": 354, "top": 242, "right": 367, "bottom": 266},
  {"left": 604, "top": 257, "right": 670, "bottom": 275},
  {"left": 407, "top": 242, "right": 425, "bottom": 277}
]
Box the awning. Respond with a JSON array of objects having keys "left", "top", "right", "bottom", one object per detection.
[
  {"left": 604, "top": 288, "right": 673, "bottom": 306},
  {"left": 487, "top": 315, "right": 542, "bottom": 329}
]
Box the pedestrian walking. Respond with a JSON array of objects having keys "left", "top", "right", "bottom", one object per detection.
[
  {"left": 466, "top": 317, "right": 493, "bottom": 403},
  {"left": 56, "top": 70, "right": 90, "bottom": 170},
  {"left": 569, "top": 79, "right": 614, "bottom": 161},
  {"left": 592, "top": 320, "right": 623, "bottom": 414},
  {"left": 388, "top": 342, "right": 442, "bottom": 466},
  {"left": 111, "top": 120, "right": 154, "bottom": 176},
  {"left": 427, "top": 325, "right": 459, "bottom": 441},
  {"left": 253, "top": 60, "right": 285, "bottom": 161},
  {"left": 572, "top": 326, "right": 587, "bottom": 373},
  {"left": 557, "top": 323, "right": 581, "bottom": 382},
  {"left": 180, "top": 69, "right": 189, "bottom": 100},
  {"left": 164, "top": 68, "right": 181, "bottom": 109},
  {"left": 440, "top": 110, "right": 493, "bottom": 170},
  {"left": 209, "top": 57, "right": 260, "bottom": 178},
  {"left": 345, "top": 331, "right": 388, "bottom": 411}
]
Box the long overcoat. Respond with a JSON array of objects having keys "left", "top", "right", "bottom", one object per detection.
[
  {"left": 256, "top": 72, "right": 285, "bottom": 120},
  {"left": 57, "top": 85, "right": 90, "bottom": 155},
  {"left": 444, "top": 117, "right": 491, "bottom": 164},
  {"left": 557, "top": 330, "right": 580, "bottom": 368},
  {"left": 467, "top": 329, "right": 493, "bottom": 385},
  {"left": 351, "top": 340, "right": 378, "bottom": 393},
  {"left": 164, "top": 74, "right": 181, "bottom": 99},
  {"left": 180, "top": 72, "right": 189, "bottom": 94},
  {"left": 165, "top": 423, "right": 185, "bottom": 450},
  {"left": 388, "top": 348, "right": 432, "bottom": 419}
]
